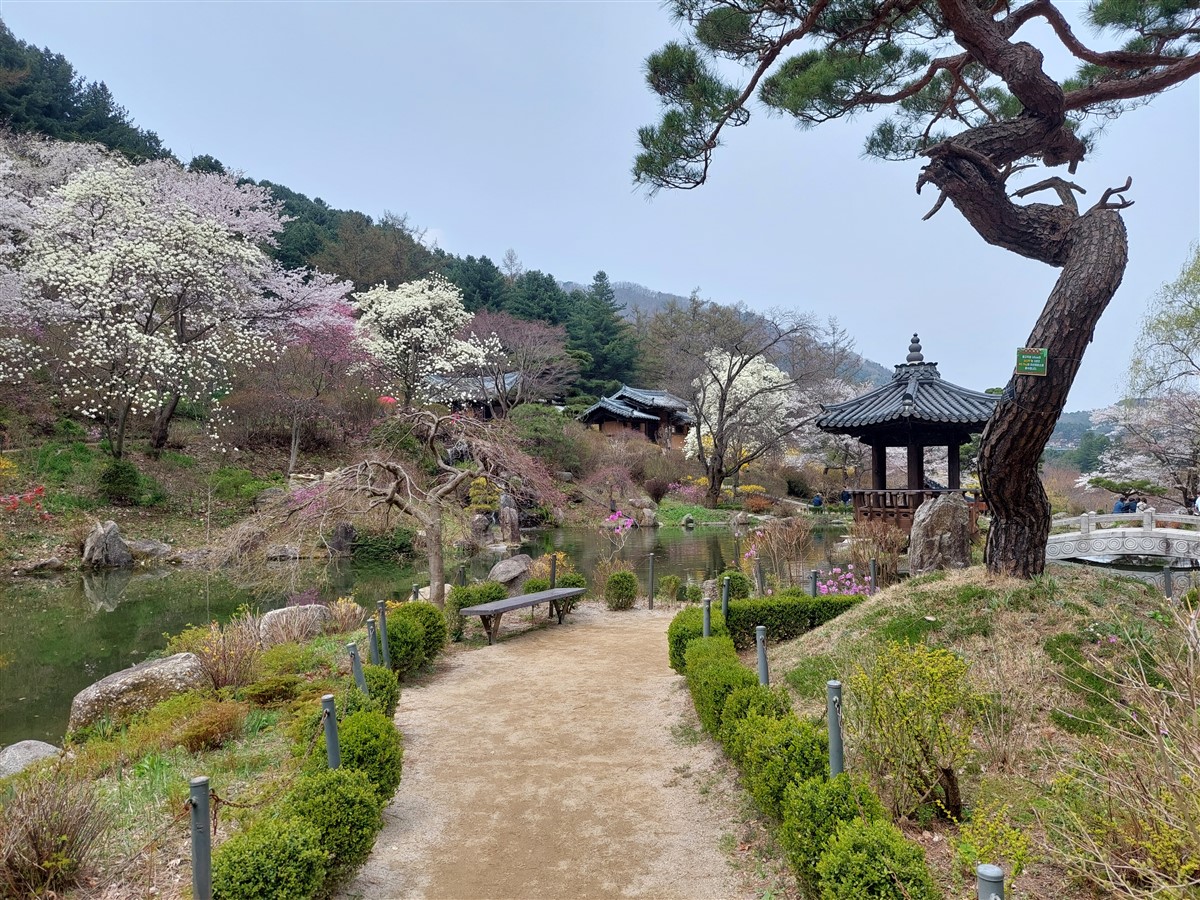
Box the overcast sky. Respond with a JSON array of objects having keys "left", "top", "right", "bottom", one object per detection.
[{"left": 2, "top": 1, "right": 1196, "bottom": 411}]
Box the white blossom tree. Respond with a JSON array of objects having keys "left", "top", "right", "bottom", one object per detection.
[
  {"left": 1, "top": 147, "right": 351, "bottom": 457},
  {"left": 356, "top": 275, "right": 492, "bottom": 407},
  {"left": 1086, "top": 396, "right": 1200, "bottom": 509}
]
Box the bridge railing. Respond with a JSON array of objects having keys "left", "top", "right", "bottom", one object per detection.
[{"left": 1050, "top": 511, "right": 1200, "bottom": 535}]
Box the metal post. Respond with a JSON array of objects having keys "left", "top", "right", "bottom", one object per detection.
[
  {"left": 869, "top": 558, "right": 878, "bottom": 595},
  {"left": 348, "top": 643, "right": 368, "bottom": 695},
  {"left": 549, "top": 554, "right": 558, "bottom": 589},
  {"left": 322, "top": 694, "right": 340, "bottom": 769},
  {"left": 458, "top": 564, "right": 467, "bottom": 587},
  {"left": 410, "top": 583, "right": 419, "bottom": 602},
  {"left": 703, "top": 596, "right": 711, "bottom": 638},
  {"left": 756, "top": 625, "right": 769, "bottom": 686},
  {"left": 810, "top": 569, "right": 820, "bottom": 598},
  {"left": 648, "top": 553, "right": 655, "bottom": 610},
  {"left": 721, "top": 576, "right": 730, "bottom": 620},
  {"left": 827, "top": 680, "right": 844, "bottom": 776},
  {"left": 376, "top": 601, "right": 391, "bottom": 669},
  {"left": 189, "top": 776, "right": 211, "bottom": 900},
  {"left": 977, "top": 863, "right": 1004, "bottom": 900},
  {"left": 1163, "top": 565, "right": 1174, "bottom": 599},
  {"left": 756, "top": 558, "right": 765, "bottom": 596},
  {"left": 366, "top": 618, "right": 380, "bottom": 666}
]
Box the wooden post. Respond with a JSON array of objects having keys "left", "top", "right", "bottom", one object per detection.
[
  {"left": 872, "top": 442, "right": 887, "bottom": 490},
  {"left": 948, "top": 442, "right": 961, "bottom": 489},
  {"left": 907, "top": 442, "right": 924, "bottom": 491}
]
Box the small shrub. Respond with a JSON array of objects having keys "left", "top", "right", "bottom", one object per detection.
[
  {"left": 211, "top": 815, "right": 326, "bottom": 900},
  {"left": 605, "top": 570, "right": 639, "bottom": 610},
  {"left": 324, "top": 597, "right": 365, "bottom": 633},
  {"left": 362, "top": 664, "right": 400, "bottom": 717},
  {"left": 780, "top": 774, "right": 887, "bottom": 890},
  {"left": 953, "top": 800, "right": 1032, "bottom": 880},
  {"left": 742, "top": 493, "right": 771, "bottom": 514},
  {"left": 97, "top": 459, "right": 141, "bottom": 504},
  {"left": 684, "top": 636, "right": 757, "bottom": 734},
  {"left": 739, "top": 713, "right": 829, "bottom": 819},
  {"left": 176, "top": 700, "right": 248, "bottom": 753},
  {"left": 289, "top": 768, "right": 383, "bottom": 876},
  {"left": 657, "top": 574, "right": 682, "bottom": 602},
  {"left": 557, "top": 572, "right": 587, "bottom": 612},
  {"left": 684, "top": 584, "right": 703, "bottom": 603},
  {"left": 720, "top": 569, "right": 753, "bottom": 599},
  {"left": 169, "top": 613, "right": 261, "bottom": 690},
  {"left": 815, "top": 818, "right": 940, "bottom": 900},
  {"left": 390, "top": 601, "right": 447, "bottom": 663},
  {"left": 528, "top": 551, "right": 575, "bottom": 582},
  {"left": 241, "top": 674, "right": 302, "bottom": 706},
  {"left": 846, "top": 641, "right": 978, "bottom": 820},
  {"left": 385, "top": 615, "right": 426, "bottom": 679},
  {"left": 447, "top": 582, "right": 506, "bottom": 641},
  {"left": 523, "top": 576, "right": 551, "bottom": 593},
  {"left": 644, "top": 478, "right": 671, "bottom": 504},
  {"left": 350, "top": 527, "right": 415, "bottom": 563},
  {"left": 258, "top": 642, "right": 323, "bottom": 677},
  {"left": 667, "top": 606, "right": 729, "bottom": 674},
  {"left": 717, "top": 684, "right": 792, "bottom": 761},
  {"left": 0, "top": 774, "right": 106, "bottom": 897},
  {"left": 339, "top": 710, "right": 404, "bottom": 801}
]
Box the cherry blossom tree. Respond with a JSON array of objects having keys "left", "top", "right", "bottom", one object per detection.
[
  {"left": 355, "top": 275, "right": 492, "bottom": 407},
  {"left": 1087, "top": 394, "right": 1200, "bottom": 510}
]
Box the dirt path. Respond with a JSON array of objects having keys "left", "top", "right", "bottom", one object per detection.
[{"left": 341, "top": 603, "right": 751, "bottom": 900}]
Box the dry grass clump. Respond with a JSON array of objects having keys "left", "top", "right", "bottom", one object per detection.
[
  {"left": 169, "top": 611, "right": 262, "bottom": 689},
  {"left": 848, "top": 518, "right": 907, "bottom": 587},
  {"left": 177, "top": 700, "right": 250, "bottom": 753},
  {"left": 0, "top": 771, "right": 107, "bottom": 896},
  {"left": 749, "top": 517, "right": 813, "bottom": 588},
  {"left": 261, "top": 605, "right": 327, "bottom": 646},
  {"left": 325, "top": 597, "right": 366, "bottom": 634}
]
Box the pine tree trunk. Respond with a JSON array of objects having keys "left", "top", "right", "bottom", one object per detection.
[{"left": 980, "top": 210, "right": 1128, "bottom": 577}]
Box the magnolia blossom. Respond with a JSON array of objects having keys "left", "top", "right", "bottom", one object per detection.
[
  {"left": 356, "top": 275, "right": 494, "bottom": 406},
  {"left": 687, "top": 350, "right": 801, "bottom": 462}
]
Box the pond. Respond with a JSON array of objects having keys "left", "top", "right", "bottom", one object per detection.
[{"left": 0, "top": 525, "right": 846, "bottom": 747}]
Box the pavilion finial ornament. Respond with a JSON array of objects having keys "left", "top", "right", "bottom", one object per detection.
[{"left": 906, "top": 334, "right": 924, "bottom": 363}]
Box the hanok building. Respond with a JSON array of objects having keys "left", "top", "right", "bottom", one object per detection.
[
  {"left": 578, "top": 386, "right": 693, "bottom": 450},
  {"left": 815, "top": 335, "right": 997, "bottom": 533}
]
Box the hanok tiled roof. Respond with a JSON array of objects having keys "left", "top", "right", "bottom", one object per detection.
[
  {"left": 579, "top": 396, "right": 660, "bottom": 423},
  {"left": 612, "top": 385, "right": 689, "bottom": 411},
  {"left": 816, "top": 335, "right": 997, "bottom": 439}
]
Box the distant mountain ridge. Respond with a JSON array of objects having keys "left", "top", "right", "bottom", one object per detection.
[{"left": 561, "top": 278, "right": 892, "bottom": 387}]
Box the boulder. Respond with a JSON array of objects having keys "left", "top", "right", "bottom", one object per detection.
[
  {"left": 498, "top": 492, "right": 517, "bottom": 511},
  {"left": 14, "top": 557, "right": 66, "bottom": 575},
  {"left": 554, "top": 471, "right": 574, "bottom": 483},
  {"left": 0, "top": 740, "right": 59, "bottom": 778},
  {"left": 731, "top": 512, "right": 751, "bottom": 526},
  {"left": 635, "top": 507, "right": 658, "bottom": 528},
  {"left": 81, "top": 520, "right": 133, "bottom": 569},
  {"left": 627, "top": 497, "right": 658, "bottom": 511},
  {"left": 499, "top": 506, "right": 521, "bottom": 544},
  {"left": 167, "top": 548, "right": 212, "bottom": 567},
  {"left": 909, "top": 492, "right": 972, "bottom": 574},
  {"left": 488, "top": 554, "right": 532, "bottom": 587},
  {"left": 127, "top": 539, "right": 172, "bottom": 561},
  {"left": 68, "top": 653, "right": 206, "bottom": 731},
  {"left": 254, "top": 487, "right": 288, "bottom": 510},
  {"left": 417, "top": 584, "right": 448, "bottom": 604},
  {"left": 328, "top": 521, "right": 356, "bottom": 555},
  {"left": 265, "top": 544, "right": 300, "bottom": 561},
  {"left": 471, "top": 514, "right": 491, "bottom": 537},
  {"left": 681, "top": 514, "right": 695, "bottom": 529},
  {"left": 260, "top": 604, "right": 330, "bottom": 646}
]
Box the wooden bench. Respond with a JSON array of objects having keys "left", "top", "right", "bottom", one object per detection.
[{"left": 458, "top": 587, "right": 586, "bottom": 645}]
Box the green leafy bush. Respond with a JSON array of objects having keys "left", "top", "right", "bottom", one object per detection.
[
  {"left": 362, "top": 664, "right": 400, "bottom": 717},
  {"left": 717, "top": 684, "right": 792, "bottom": 762},
  {"left": 657, "top": 574, "right": 682, "bottom": 602},
  {"left": 605, "top": 570, "right": 639, "bottom": 610},
  {"left": 845, "top": 641, "right": 977, "bottom": 819},
  {"left": 510, "top": 404, "right": 583, "bottom": 473},
  {"left": 97, "top": 459, "right": 142, "bottom": 504},
  {"left": 351, "top": 527, "right": 415, "bottom": 563},
  {"left": 339, "top": 710, "right": 404, "bottom": 801},
  {"left": 780, "top": 774, "right": 887, "bottom": 890},
  {"left": 391, "top": 601, "right": 447, "bottom": 662},
  {"left": 447, "top": 581, "right": 506, "bottom": 641},
  {"left": 211, "top": 815, "right": 326, "bottom": 900},
  {"left": 720, "top": 569, "right": 753, "bottom": 599},
  {"left": 667, "top": 606, "right": 729, "bottom": 674},
  {"left": 556, "top": 572, "right": 587, "bottom": 613},
  {"left": 258, "top": 642, "right": 323, "bottom": 677},
  {"left": 523, "top": 576, "right": 551, "bottom": 593},
  {"left": 684, "top": 636, "right": 757, "bottom": 734},
  {"left": 289, "top": 768, "right": 383, "bottom": 876},
  {"left": 738, "top": 713, "right": 828, "bottom": 820},
  {"left": 385, "top": 614, "right": 426, "bottom": 680},
  {"left": 685, "top": 584, "right": 704, "bottom": 603},
  {"left": 176, "top": 700, "right": 248, "bottom": 753},
  {"left": 725, "top": 594, "right": 863, "bottom": 648},
  {"left": 209, "top": 467, "right": 279, "bottom": 504},
  {"left": 815, "top": 818, "right": 940, "bottom": 900}
]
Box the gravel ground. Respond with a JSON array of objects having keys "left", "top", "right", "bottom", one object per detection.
[{"left": 340, "top": 602, "right": 752, "bottom": 900}]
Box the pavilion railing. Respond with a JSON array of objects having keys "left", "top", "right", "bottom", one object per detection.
[{"left": 850, "top": 489, "right": 986, "bottom": 534}]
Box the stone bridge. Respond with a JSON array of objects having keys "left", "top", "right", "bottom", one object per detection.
[{"left": 1046, "top": 511, "right": 1200, "bottom": 562}]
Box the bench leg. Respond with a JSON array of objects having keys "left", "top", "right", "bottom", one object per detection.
[
  {"left": 550, "top": 598, "right": 564, "bottom": 625},
  {"left": 478, "top": 614, "right": 504, "bottom": 645}
]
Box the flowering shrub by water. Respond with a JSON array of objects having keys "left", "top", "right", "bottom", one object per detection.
[{"left": 815, "top": 565, "right": 872, "bottom": 597}]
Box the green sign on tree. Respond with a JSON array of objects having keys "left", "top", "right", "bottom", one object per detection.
[{"left": 1015, "top": 348, "right": 1048, "bottom": 377}]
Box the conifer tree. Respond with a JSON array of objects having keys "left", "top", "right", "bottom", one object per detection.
[{"left": 568, "top": 271, "right": 639, "bottom": 397}]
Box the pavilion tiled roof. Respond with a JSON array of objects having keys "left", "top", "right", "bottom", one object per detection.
[
  {"left": 816, "top": 335, "right": 997, "bottom": 438},
  {"left": 579, "top": 396, "right": 660, "bottom": 422}
]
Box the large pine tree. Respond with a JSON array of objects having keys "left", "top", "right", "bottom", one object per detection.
[{"left": 568, "top": 271, "right": 639, "bottom": 397}]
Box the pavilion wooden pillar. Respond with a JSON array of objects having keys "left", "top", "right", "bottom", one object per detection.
[
  {"left": 948, "top": 443, "right": 961, "bottom": 489},
  {"left": 871, "top": 441, "right": 887, "bottom": 489},
  {"left": 907, "top": 442, "right": 924, "bottom": 491}
]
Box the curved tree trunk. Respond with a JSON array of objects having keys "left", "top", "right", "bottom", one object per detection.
[
  {"left": 149, "top": 393, "right": 181, "bottom": 452},
  {"left": 979, "top": 210, "right": 1127, "bottom": 577}
]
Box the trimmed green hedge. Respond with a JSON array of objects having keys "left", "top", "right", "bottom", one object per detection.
[
  {"left": 718, "top": 684, "right": 792, "bottom": 762},
  {"left": 683, "top": 637, "right": 758, "bottom": 734},
  {"left": 816, "top": 818, "right": 940, "bottom": 900},
  {"left": 738, "top": 713, "right": 828, "bottom": 820},
  {"left": 289, "top": 768, "right": 383, "bottom": 878},
  {"left": 391, "top": 601, "right": 447, "bottom": 663},
  {"left": 666, "top": 606, "right": 729, "bottom": 674},
  {"left": 211, "top": 816, "right": 326, "bottom": 899},
  {"left": 780, "top": 774, "right": 886, "bottom": 890},
  {"left": 725, "top": 594, "right": 862, "bottom": 648}
]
